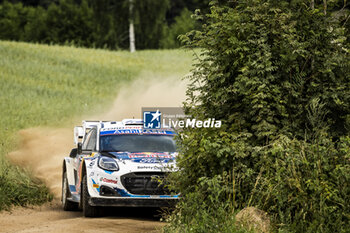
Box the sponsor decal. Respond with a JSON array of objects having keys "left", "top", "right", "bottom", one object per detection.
[
  {"left": 91, "top": 178, "right": 100, "bottom": 192},
  {"left": 136, "top": 158, "right": 173, "bottom": 163},
  {"left": 69, "top": 185, "right": 77, "bottom": 192},
  {"left": 100, "top": 126, "right": 143, "bottom": 130},
  {"left": 108, "top": 152, "right": 175, "bottom": 164},
  {"left": 100, "top": 129, "right": 175, "bottom": 136},
  {"left": 139, "top": 158, "right": 161, "bottom": 163},
  {"left": 137, "top": 166, "right": 162, "bottom": 170},
  {"left": 100, "top": 177, "right": 118, "bottom": 184},
  {"left": 88, "top": 160, "right": 95, "bottom": 167},
  {"left": 128, "top": 154, "right": 172, "bottom": 158}
]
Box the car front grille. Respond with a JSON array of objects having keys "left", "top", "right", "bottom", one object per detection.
[{"left": 121, "top": 172, "right": 171, "bottom": 195}]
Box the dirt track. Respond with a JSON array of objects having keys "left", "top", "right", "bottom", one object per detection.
[
  {"left": 0, "top": 200, "right": 165, "bottom": 233},
  {"left": 3, "top": 77, "right": 187, "bottom": 233}
]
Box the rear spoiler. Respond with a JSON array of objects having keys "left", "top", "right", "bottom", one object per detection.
[
  {"left": 122, "top": 119, "right": 143, "bottom": 126},
  {"left": 74, "top": 121, "right": 104, "bottom": 145}
]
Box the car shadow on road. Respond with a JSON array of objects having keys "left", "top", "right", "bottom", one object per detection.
[{"left": 98, "top": 207, "right": 166, "bottom": 221}]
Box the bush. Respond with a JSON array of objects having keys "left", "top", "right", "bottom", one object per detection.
[
  {"left": 165, "top": 0, "right": 350, "bottom": 232},
  {"left": 163, "top": 175, "right": 251, "bottom": 233},
  {"left": 167, "top": 133, "right": 350, "bottom": 232},
  {"left": 252, "top": 136, "right": 350, "bottom": 232}
]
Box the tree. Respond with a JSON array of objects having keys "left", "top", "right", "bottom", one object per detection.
[
  {"left": 168, "top": 0, "right": 350, "bottom": 232},
  {"left": 133, "top": 0, "right": 170, "bottom": 49},
  {"left": 129, "top": 0, "right": 135, "bottom": 52},
  {"left": 182, "top": 0, "right": 350, "bottom": 144},
  {"left": 0, "top": 0, "right": 210, "bottom": 49},
  {"left": 0, "top": 1, "right": 27, "bottom": 41},
  {"left": 23, "top": 5, "right": 47, "bottom": 42},
  {"left": 89, "top": 0, "right": 121, "bottom": 49},
  {"left": 160, "top": 8, "right": 196, "bottom": 49}
]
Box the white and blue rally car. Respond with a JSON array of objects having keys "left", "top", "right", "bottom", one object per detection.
[{"left": 61, "top": 119, "right": 178, "bottom": 217}]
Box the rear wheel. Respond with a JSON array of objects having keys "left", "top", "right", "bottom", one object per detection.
[
  {"left": 62, "top": 171, "right": 78, "bottom": 211},
  {"left": 82, "top": 175, "right": 100, "bottom": 217}
]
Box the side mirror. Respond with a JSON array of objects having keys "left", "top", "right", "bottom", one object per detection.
[
  {"left": 77, "top": 142, "right": 82, "bottom": 155},
  {"left": 69, "top": 148, "right": 77, "bottom": 158}
]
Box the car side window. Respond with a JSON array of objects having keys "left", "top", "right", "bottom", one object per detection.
[
  {"left": 82, "top": 130, "right": 93, "bottom": 150},
  {"left": 86, "top": 129, "right": 97, "bottom": 151}
]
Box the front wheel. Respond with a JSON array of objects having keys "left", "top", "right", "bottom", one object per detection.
[
  {"left": 62, "top": 171, "right": 78, "bottom": 211},
  {"left": 82, "top": 175, "right": 100, "bottom": 217}
]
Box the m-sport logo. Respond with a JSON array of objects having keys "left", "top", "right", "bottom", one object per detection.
[{"left": 143, "top": 110, "right": 162, "bottom": 129}]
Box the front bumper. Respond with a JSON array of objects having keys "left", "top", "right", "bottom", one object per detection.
[{"left": 89, "top": 197, "right": 178, "bottom": 207}]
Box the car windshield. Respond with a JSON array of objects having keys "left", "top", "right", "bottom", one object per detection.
[{"left": 100, "top": 134, "right": 177, "bottom": 153}]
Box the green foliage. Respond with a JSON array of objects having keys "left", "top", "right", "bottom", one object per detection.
[
  {"left": 45, "top": 0, "right": 94, "bottom": 47},
  {"left": 0, "top": 0, "right": 207, "bottom": 49},
  {"left": 89, "top": 0, "right": 126, "bottom": 49},
  {"left": 166, "top": 0, "right": 350, "bottom": 232},
  {"left": 0, "top": 1, "right": 27, "bottom": 40},
  {"left": 161, "top": 8, "right": 196, "bottom": 49},
  {"left": 182, "top": 0, "right": 350, "bottom": 143},
  {"left": 134, "top": 0, "right": 170, "bottom": 49},
  {"left": 342, "top": 9, "right": 350, "bottom": 44},
  {"left": 251, "top": 136, "right": 350, "bottom": 232},
  {"left": 23, "top": 6, "right": 47, "bottom": 42},
  {"left": 163, "top": 175, "right": 251, "bottom": 233}
]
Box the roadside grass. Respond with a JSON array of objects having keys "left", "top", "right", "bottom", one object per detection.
[{"left": 0, "top": 41, "right": 193, "bottom": 210}]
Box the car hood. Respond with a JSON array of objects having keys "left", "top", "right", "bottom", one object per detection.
[{"left": 106, "top": 151, "right": 177, "bottom": 164}]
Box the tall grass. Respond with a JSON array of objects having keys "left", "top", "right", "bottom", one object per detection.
[
  {"left": 163, "top": 175, "right": 252, "bottom": 233},
  {"left": 0, "top": 41, "right": 193, "bottom": 210}
]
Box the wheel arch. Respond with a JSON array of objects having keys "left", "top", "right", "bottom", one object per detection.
[{"left": 79, "top": 158, "right": 98, "bottom": 200}]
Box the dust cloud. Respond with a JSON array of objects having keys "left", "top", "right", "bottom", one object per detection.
[
  {"left": 102, "top": 73, "right": 188, "bottom": 120},
  {"left": 7, "top": 74, "right": 188, "bottom": 198},
  {"left": 8, "top": 128, "right": 72, "bottom": 197}
]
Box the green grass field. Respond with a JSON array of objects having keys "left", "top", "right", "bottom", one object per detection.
[{"left": 0, "top": 41, "right": 193, "bottom": 210}]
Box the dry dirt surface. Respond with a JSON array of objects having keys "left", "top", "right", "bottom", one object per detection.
[
  {"left": 3, "top": 77, "right": 187, "bottom": 233},
  {"left": 0, "top": 201, "right": 166, "bottom": 233}
]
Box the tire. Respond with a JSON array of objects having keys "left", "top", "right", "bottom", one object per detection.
[
  {"left": 62, "top": 171, "right": 78, "bottom": 211},
  {"left": 82, "top": 175, "right": 100, "bottom": 217}
]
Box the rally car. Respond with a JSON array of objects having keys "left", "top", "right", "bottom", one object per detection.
[{"left": 61, "top": 119, "right": 178, "bottom": 217}]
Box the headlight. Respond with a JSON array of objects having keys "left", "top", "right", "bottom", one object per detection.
[{"left": 98, "top": 156, "right": 119, "bottom": 171}]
